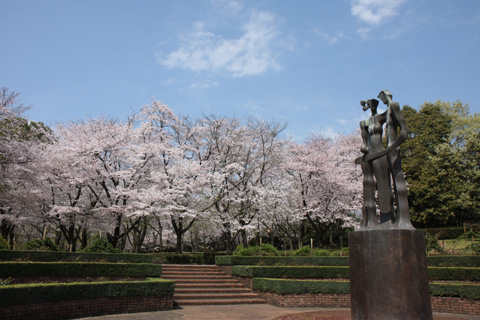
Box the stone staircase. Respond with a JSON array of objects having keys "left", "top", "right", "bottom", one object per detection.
[{"left": 161, "top": 264, "right": 266, "bottom": 306}]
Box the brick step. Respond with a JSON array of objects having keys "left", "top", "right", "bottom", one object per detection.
[
  {"left": 162, "top": 271, "right": 224, "bottom": 275},
  {"left": 174, "top": 283, "right": 244, "bottom": 289},
  {"left": 171, "top": 279, "right": 239, "bottom": 284},
  {"left": 162, "top": 264, "right": 218, "bottom": 270},
  {"left": 174, "top": 293, "right": 261, "bottom": 300},
  {"left": 162, "top": 275, "right": 233, "bottom": 280},
  {"left": 174, "top": 298, "right": 266, "bottom": 306},
  {"left": 175, "top": 288, "right": 252, "bottom": 294}
]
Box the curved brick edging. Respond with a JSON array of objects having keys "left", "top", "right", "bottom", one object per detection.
[
  {"left": 254, "top": 292, "right": 480, "bottom": 316},
  {"left": 0, "top": 295, "right": 173, "bottom": 320}
]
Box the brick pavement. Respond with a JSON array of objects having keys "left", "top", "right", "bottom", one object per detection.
[{"left": 79, "top": 305, "right": 480, "bottom": 320}]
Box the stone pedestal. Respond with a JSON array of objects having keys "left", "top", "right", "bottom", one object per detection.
[{"left": 349, "top": 229, "right": 432, "bottom": 320}]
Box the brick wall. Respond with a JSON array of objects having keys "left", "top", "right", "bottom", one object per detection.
[
  {"left": 256, "top": 291, "right": 480, "bottom": 316},
  {"left": 0, "top": 295, "right": 173, "bottom": 320}
]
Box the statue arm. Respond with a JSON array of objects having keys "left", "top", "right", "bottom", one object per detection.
[
  {"left": 365, "top": 102, "right": 409, "bottom": 162},
  {"left": 355, "top": 120, "right": 369, "bottom": 164}
]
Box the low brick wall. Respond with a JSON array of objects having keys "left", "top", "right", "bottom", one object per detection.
[
  {"left": 0, "top": 295, "right": 173, "bottom": 320},
  {"left": 258, "top": 292, "right": 351, "bottom": 308},
  {"left": 431, "top": 296, "right": 480, "bottom": 315},
  {"left": 256, "top": 292, "right": 480, "bottom": 316}
]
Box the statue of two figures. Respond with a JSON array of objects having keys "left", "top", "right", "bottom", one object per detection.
[{"left": 356, "top": 90, "right": 415, "bottom": 230}]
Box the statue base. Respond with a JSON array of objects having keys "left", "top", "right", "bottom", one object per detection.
[{"left": 349, "top": 229, "right": 432, "bottom": 320}]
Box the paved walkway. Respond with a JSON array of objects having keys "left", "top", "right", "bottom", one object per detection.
[{"left": 80, "top": 305, "right": 480, "bottom": 320}]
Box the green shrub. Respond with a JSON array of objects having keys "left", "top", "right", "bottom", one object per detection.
[
  {"left": 293, "top": 246, "right": 312, "bottom": 256},
  {"left": 22, "top": 238, "right": 61, "bottom": 252},
  {"left": 81, "top": 237, "right": 121, "bottom": 253},
  {"left": 312, "top": 249, "right": 333, "bottom": 256},
  {"left": 216, "top": 255, "right": 349, "bottom": 266},
  {"left": 232, "top": 266, "right": 349, "bottom": 279},
  {"left": 422, "top": 227, "right": 465, "bottom": 240},
  {"left": 456, "top": 231, "right": 480, "bottom": 240},
  {"left": 430, "top": 283, "right": 480, "bottom": 300},
  {"left": 253, "top": 278, "right": 350, "bottom": 295},
  {"left": 0, "top": 236, "right": 10, "bottom": 250},
  {"left": 233, "top": 244, "right": 279, "bottom": 256},
  {"left": 0, "top": 250, "right": 152, "bottom": 263},
  {"left": 0, "top": 278, "right": 174, "bottom": 308},
  {"left": 428, "top": 267, "right": 480, "bottom": 282},
  {"left": 425, "top": 233, "right": 443, "bottom": 254},
  {"left": 426, "top": 255, "right": 480, "bottom": 267},
  {"left": 0, "top": 262, "right": 162, "bottom": 278},
  {"left": 468, "top": 243, "right": 480, "bottom": 255}
]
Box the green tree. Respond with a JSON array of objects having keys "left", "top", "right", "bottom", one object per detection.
[{"left": 401, "top": 101, "right": 480, "bottom": 227}]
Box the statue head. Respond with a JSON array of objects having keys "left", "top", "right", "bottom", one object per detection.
[
  {"left": 361, "top": 99, "right": 379, "bottom": 112},
  {"left": 378, "top": 90, "right": 393, "bottom": 105}
]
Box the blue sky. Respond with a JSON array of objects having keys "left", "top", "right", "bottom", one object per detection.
[{"left": 2, "top": 0, "right": 480, "bottom": 141}]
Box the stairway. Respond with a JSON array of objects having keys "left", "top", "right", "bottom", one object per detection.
[{"left": 161, "top": 264, "right": 266, "bottom": 306}]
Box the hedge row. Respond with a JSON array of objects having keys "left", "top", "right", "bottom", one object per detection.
[
  {"left": 0, "top": 250, "right": 153, "bottom": 263},
  {"left": 216, "top": 256, "right": 349, "bottom": 266},
  {"left": 232, "top": 265, "right": 480, "bottom": 282},
  {"left": 151, "top": 252, "right": 220, "bottom": 265},
  {"left": 421, "top": 227, "right": 469, "bottom": 240},
  {"left": 0, "top": 262, "right": 162, "bottom": 278},
  {"left": 428, "top": 267, "right": 480, "bottom": 281},
  {"left": 0, "top": 278, "right": 174, "bottom": 308},
  {"left": 252, "top": 278, "right": 480, "bottom": 300},
  {"left": 252, "top": 278, "right": 350, "bottom": 295},
  {"left": 216, "top": 255, "right": 480, "bottom": 267},
  {"left": 232, "top": 266, "right": 349, "bottom": 279},
  {"left": 426, "top": 256, "right": 480, "bottom": 267}
]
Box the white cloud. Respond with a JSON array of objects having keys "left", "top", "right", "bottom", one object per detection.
[
  {"left": 210, "top": 0, "right": 244, "bottom": 15},
  {"left": 351, "top": 0, "right": 406, "bottom": 25},
  {"left": 313, "top": 29, "right": 347, "bottom": 44},
  {"left": 189, "top": 80, "right": 219, "bottom": 89},
  {"left": 160, "top": 10, "right": 282, "bottom": 77},
  {"left": 295, "top": 105, "right": 309, "bottom": 111}
]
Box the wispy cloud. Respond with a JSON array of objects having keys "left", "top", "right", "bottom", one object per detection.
[
  {"left": 313, "top": 29, "right": 347, "bottom": 44},
  {"left": 159, "top": 10, "right": 282, "bottom": 78},
  {"left": 351, "top": 0, "right": 406, "bottom": 25},
  {"left": 189, "top": 80, "right": 219, "bottom": 89}
]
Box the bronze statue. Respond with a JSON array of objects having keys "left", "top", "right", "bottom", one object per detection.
[{"left": 356, "top": 90, "right": 414, "bottom": 230}]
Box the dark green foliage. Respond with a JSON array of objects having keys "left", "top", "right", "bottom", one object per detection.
[
  {"left": 215, "top": 255, "right": 349, "bottom": 266},
  {"left": 426, "top": 255, "right": 480, "bottom": 267},
  {"left": 425, "top": 233, "right": 444, "bottom": 253},
  {"left": 468, "top": 243, "right": 480, "bottom": 255},
  {"left": 0, "top": 250, "right": 153, "bottom": 263},
  {"left": 422, "top": 227, "right": 466, "bottom": 240},
  {"left": 232, "top": 266, "right": 349, "bottom": 279},
  {"left": 252, "top": 278, "right": 480, "bottom": 300},
  {"left": 151, "top": 253, "right": 205, "bottom": 264},
  {"left": 456, "top": 231, "right": 480, "bottom": 240},
  {"left": 0, "top": 262, "right": 162, "bottom": 278},
  {"left": 22, "top": 238, "right": 60, "bottom": 252},
  {"left": 429, "top": 283, "right": 480, "bottom": 300},
  {"left": 81, "top": 237, "right": 121, "bottom": 253},
  {"left": 428, "top": 267, "right": 480, "bottom": 281},
  {"left": 292, "top": 246, "right": 311, "bottom": 256},
  {"left": 253, "top": 278, "right": 350, "bottom": 295},
  {"left": 0, "top": 278, "right": 174, "bottom": 308},
  {"left": 0, "top": 236, "right": 10, "bottom": 250},
  {"left": 233, "top": 244, "right": 280, "bottom": 256}
]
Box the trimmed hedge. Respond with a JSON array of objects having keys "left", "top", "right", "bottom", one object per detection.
[
  {"left": 422, "top": 228, "right": 467, "bottom": 240},
  {"left": 253, "top": 278, "right": 350, "bottom": 295},
  {"left": 0, "top": 250, "right": 153, "bottom": 263},
  {"left": 216, "top": 256, "right": 349, "bottom": 266},
  {"left": 232, "top": 265, "right": 480, "bottom": 282},
  {"left": 428, "top": 267, "right": 480, "bottom": 282},
  {"left": 426, "top": 256, "right": 480, "bottom": 267},
  {"left": 216, "top": 255, "right": 480, "bottom": 268},
  {"left": 232, "top": 266, "right": 349, "bottom": 279},
  {"left": 0, "top": 278, "right": 174, "bottom": 308},
  {"left": 0, "top": 262, "right": 162, "bottom": 278},
  {"left": 430, "top": 283, "right": 480, "bottom": 300},
  {"left": 253, "top": 278, "right": 480, "bottom": 300}
]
